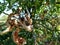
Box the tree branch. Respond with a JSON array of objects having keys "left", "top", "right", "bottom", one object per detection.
[
  {"left": 1, "top": 26, "right": 14, "bottom": 35},
  {"left": 3, "top": 12, "right": 9, "bottom": 15}
]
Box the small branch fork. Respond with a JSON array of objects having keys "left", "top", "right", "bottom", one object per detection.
[{"left": 0, "top": 7, "right": 33, "bottom": 45}]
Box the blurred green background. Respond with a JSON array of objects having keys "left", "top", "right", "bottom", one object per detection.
[{"left": 0, "top": 0, "right": 60, "bottom": 45}]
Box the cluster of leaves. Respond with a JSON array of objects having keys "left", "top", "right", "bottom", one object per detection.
[{"left": 32, "top": 2, "right": 60, "bottom": 45}]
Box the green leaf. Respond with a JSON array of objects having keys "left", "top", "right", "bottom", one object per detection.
[{"left": 50, "top": 0, "right": 55, "bottom": 4}]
